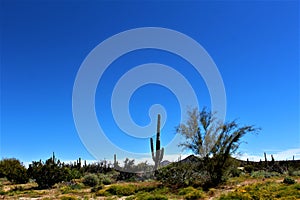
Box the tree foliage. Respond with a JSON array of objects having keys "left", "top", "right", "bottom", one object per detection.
[
  {"left": 27, "top": 156, "right": 72, "bottom": 189},
  {"left": 174, "top": 107, "right": 260, "bottom": 188},
  {"left": 0, "top": 158, "right": 28, "bottom": 184}
]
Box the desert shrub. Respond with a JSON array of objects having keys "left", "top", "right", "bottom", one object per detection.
[
  {"left": 0, "top": 158, "right": 29, "bottom": 184},
  {"left": 184, "top": 190, "right": 205, "bottom": 200},
  {"left": 229, "top": 167, "right": 241, "bottom": 177},
  {"left": 60, "top": 195, "right": 78, "bottom": 200},
  {"left": 207, "top": 188, "right": 216, "bottom": 196},
  {"left": 219, "top": 182, "right": 300, "bottom": 200},
  {"left": 82, "top": 174, "right": 99, "bottom": 187},
  {"left": 178, "top": 186, "right": 197, "bottom": 195},
  {"left": 244, "top": 165, "right": 254, "bottom": 173},
  {"left": 178, "top": 186, "right": 205, "bottom": 200},
  {"left": 60, "top": 183, "right": 84, "bottom": 194},
  {"left": 157, "top": 162, "right": 202, "bottom": 188},
  {"left": 91, "top": 184, "right": 104, "bottom": 192},
  {"left": 288, "top": 169, "right": 300, "bottom": 176},
  {"left": 107, "top": 184, "right": 136, "bottom": 196},
  {"left": 69, "top": 169, "right": 82, "bottom": 179},
  {"left": 219, "top": 191, "right": 251, "bottom": 200},
  {"left": 98, "top": 173, "right": 112, "bottom": 185},
  {"left": 28, "top": 157, "right": 71, "bottom": 189},
  {"left": 102, "top": 177, "right": 112, "bottom": 185},
  {"left": 283, "top": 177, "right": 296, "bottom": 184},
  {"left": 251, "top": 170, "right": 280, "bottom": 178},
  {"left": 133, "top": 192, "right": 168, "bottom": 200},
  {"left": 95, "top": 188, "right": 110, "bottom": 196}
]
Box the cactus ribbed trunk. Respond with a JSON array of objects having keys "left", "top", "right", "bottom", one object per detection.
[
  {"left": 113, "top": 154, "right": 119, "bottom": 170},
  {"left": 150, "top": 114, "right": 164, "bottom": 171}
]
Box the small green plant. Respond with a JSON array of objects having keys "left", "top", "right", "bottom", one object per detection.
[
  {"left": 251, "top": 170, "right": 280, "bottom": 178},
  {"left": 82, "top": 174, "right": 99, "bottom": 187},
  {"left": 60, "top": 195, "right": 78, "bottom": 200},
  {"left": 91, "top": 184, "right": 104, "bottom": 192},
  {"left": 283, "top": 177, "right": 296, "bottom": 184},
  {"left": 178, "top": 186, "right": 205, "bottom": 200},
  {"left": 184, "top": 190, "right": 205, "bottom": 200},
  {"left": 107, "top": 184, "right": 136, "bottom": 196},
  {"left": 133, "top": 192, "right": 168, "bottom": 200},
  {"left": 102, "top": 177, "right": 112, "bottom": 185}
]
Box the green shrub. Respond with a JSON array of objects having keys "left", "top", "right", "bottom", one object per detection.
[
  {"left": 91, "top": 184, "right": 104, "bottom": 192},
  {"left": 219, "top": 182, "right": 300, "bottom": 200},
  {"left": 135, "top": 193, "right": 168, "bottom": 200},
  {"left": 283, "top": 177, "right": 296, "bottom": 184},
  {"left": 102, "top": 177, "right": 112, "bottom": 185},
  {"left": 178, "top": 186, "right": 205, "bottom": 200},
  {"left": 157, "top": 162, "right": 202, "bottom": 188},
  {"left": 60, "top": 195, "right": 78, "bottom": 200},
  {"left": 251, "top": 170, "right": 280, "bottom": 178},
  {"left": 98, "top": 173, "right": 112, "bottom": 185},
  {"left": 82, "top": 174, "right": 99, "bottom": 187},
  {"left": 184, "top": 190, "right": 205, "bottom": 200},
  {"left": 178, "top": 186, "right": 197, "bottom": 195},
  {"left": 244, "top": 165, "right": 254, "bottom": 173},
  {"left": 95, "top": 188, "right": 110, "bottom": 196},
  {"left": 60, "top": 183, "right": 84, "bottom": 194},
  {"left": 0, "top": 158, "right": 28, "bottom": 184},
  {"left": 107, "top": 184, "right": 136, "bottom": 196},
  {"left": 289, "top": 169, "right": 300, "bottom": 176},
  {"left": 230, "top": 167, "right": 241, "bottom": 177},
  {"left": 219, "top": 191, "right": 251, "bottom": 200},
  {"left": 28, "top": 157, "right": 72, "bottom": 189}
]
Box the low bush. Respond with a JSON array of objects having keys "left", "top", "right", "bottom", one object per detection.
[
  {"left": 82, "top": 174, "right": 99, "bottom": 187},
  {"left": 251, "top": 170, "right": 280, "bottom": 178},
  {"left": 132, "top": 192, "right": 168, "bottom": 200},
  {"left": 289, "top": 169, "right": 300, "bottom": 176},
  {"left": 283, "top": 177, "right": 296, "bottom": 184},
  {"left": 178, "top": 186, "right": 205, "bottom": 200},
  {"left": 184, "top": 190, "right": 205, "bottom": 200},
  {"left": 91, "top": 185, "right": 104, "bottom": 192},
  {"left": 219, "top": 182, "right": 300, "bottom": 200},
  {"left": 28, "top": 157, "right": 72, "bottom": 189},
  {"left": 60, "top": 183, "right": 84, "bottom": 194},
  {"left": 107, "top": 184, "right": 136, "bottom": 196},
  {"left": 0, "top": 158, "right": 28, "bottom": 184},
  {"left": 60, "top": 195, "right": 78, "bottom": 200},
  {"left": 98, "top": 173, "right": 112, "bottom": 185}
]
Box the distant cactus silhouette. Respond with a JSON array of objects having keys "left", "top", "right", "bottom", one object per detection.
[
  {"left": 264, "top": 152, "right": 267, "bottom": 162},
  {"left": 113, "top": 154, "right": 119, "bottom": 170},
  {"left": 271, "top": 154, "right": 275, "bottom": 162},
  {"left": 150, "top": 114, "right": 164, "bottom": 171}
]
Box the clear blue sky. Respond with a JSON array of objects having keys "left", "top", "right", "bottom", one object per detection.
[{"left": 1, "top": 0, "right": 299, "bottom": 163}]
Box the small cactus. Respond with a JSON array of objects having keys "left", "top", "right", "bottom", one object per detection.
[{"left": 150, "top": 114, "right": 164, "bottom": 171}]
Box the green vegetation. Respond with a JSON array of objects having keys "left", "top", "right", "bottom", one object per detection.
[
  {"left": 158, "top": 107, "right": 259, "bottom": 189},
  {"left": 0, "top": 108, "right": 299, "bottom": 199},
  {"left": 27, "top": 153, "right": 72, "bottom": 189},
  {"left": 283, "top": 176, "right": 296, "bottom": 184},
  {"left": 82, "top": 174, "right": 99, "bottom": 187},
  {"left": 0, "top": 158, "right": 28, "bottom": 184},
  {"left": 219, "top": 181, "right": 300, "bottom": 200}
]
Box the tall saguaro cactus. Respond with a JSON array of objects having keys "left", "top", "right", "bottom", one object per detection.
[{"left": 150, "top": 114, "right": 164, "bottom": 171}]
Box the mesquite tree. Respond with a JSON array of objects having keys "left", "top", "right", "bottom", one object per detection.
[{"left": 176, "top": 107, "right": 259, "bottom": 187}]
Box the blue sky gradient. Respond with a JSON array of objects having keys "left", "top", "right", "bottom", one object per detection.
[{"left": 1, "top": 1, "right": 299, "bottom": 163}]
